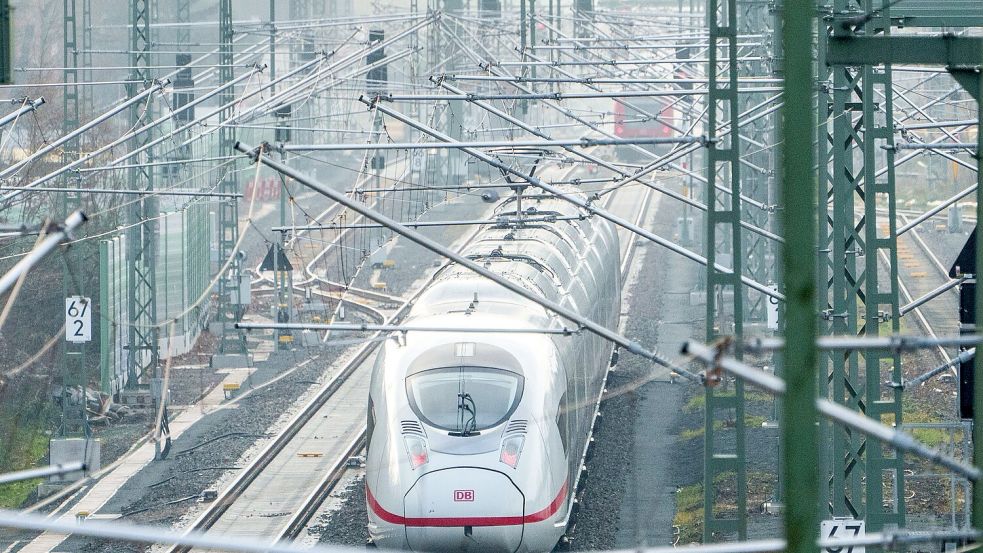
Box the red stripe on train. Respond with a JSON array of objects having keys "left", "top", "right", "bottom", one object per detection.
[{"left": 366, "top": 482, "right": 567, "bottom": 527}]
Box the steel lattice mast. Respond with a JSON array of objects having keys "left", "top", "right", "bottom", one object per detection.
[
  {"left": 817, "top": 0, "right": 905, "bottom": 528},
  {"left": 58, "top": 0, "right": 88, "bottom": 439},
  {"left": 125, "top": 0, "right": 159, "bottom": 393},
  {"left": 214, "top": 0, "right": 248, "bottom": 358},
  {"left": 703, "top": 0, "right": 748, "bottom": 539}
]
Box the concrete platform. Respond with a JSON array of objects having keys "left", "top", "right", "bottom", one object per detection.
[{"left": 209, "top": 353, "right": 253, "bottom": 369}]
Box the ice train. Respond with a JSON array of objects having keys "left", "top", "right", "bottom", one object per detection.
[{"left": 365, "top": 189, "right": 621, "bottom": 553}]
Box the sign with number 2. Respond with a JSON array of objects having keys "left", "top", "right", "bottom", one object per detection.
[{"left": 65, "top": 296, "right": 91, "bottom": 343}]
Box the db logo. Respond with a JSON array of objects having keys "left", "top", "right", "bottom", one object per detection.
[{"left": 453, "top": 490, "right": 475, "bottom": 502}]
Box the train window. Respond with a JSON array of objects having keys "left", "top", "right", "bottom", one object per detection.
[
  {"left": 406, "top": 367, "right": 524, "bottom": 434},
  {"left": 556, "top": 394, "right": 569, "bottom": 456}
]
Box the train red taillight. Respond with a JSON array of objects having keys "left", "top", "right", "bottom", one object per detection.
[
  {"left": 499, "top": 434, "right": 524, "bottom": 468},
  {"left": 404, "top": 434, "right": 429, "bottom": 469}
]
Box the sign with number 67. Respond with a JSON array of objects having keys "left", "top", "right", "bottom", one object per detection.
[
  {"left": 821, "top": 519, "right": 865, "bottom": 553},
  {"left": 65, "top": 296, "right": 91, "bottom": 343}
]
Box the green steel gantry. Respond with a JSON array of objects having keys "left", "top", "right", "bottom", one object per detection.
[
  {"left": 815, "top": 0, "right": 905, "bottom": 529},
  {"left": 783, "top": 9, "right": 983, "bottom": 553},
  {"left": 214, "top": 0, "right": 248, "bottom": 356},
  {"left": 175, "top": 0, "right": 189, "bottom": 48},
  {"left": 814, "top": 0, "right": 983, "bottom": 530},
  {"left": 168, "top": 0, "right": 192, "bottom": 183},
  {"left": 703, "top": 0, "right": 747, "bottom": 540}
]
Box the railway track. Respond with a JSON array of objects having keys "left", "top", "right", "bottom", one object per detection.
[
  {"left": 169, "top": 186, "right": 499, "bottom": 551},
  {"left": 167, "top": 307, "right": 404, "bottom": 553},
  {"left": 893, "top": 213, "right": 961, "bottom": 366}
]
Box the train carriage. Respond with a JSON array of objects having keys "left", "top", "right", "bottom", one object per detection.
[{"left": 365, "top": 189, "right": 621, "bottom": 553}]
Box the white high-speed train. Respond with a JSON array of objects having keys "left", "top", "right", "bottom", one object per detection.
[{"left": 365, "top": 189, "right": 621, "bottom": 553}]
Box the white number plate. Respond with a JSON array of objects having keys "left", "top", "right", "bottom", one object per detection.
[{"left": 65, "top": 296, "right": 92, "bottom": 343}]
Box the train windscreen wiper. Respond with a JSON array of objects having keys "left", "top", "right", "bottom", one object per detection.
[{"left": 454, "top": 392, "right": 478, "bottom": 437}]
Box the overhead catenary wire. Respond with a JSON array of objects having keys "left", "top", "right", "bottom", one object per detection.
[
  {"left": 0, "top": 186, "right": 242, "bottom": 198},
  {"left": 236, "top": 140, "right": 702, "bottom": 381},
  {"left": 365, "top": 98, "right": 784, "bottom": 301},
  {"left": 0, "top": 79, "right": 168, "bottom": 186},
  {"left": 272, "top": 215, "right": 585, "bottom": 233},
  {"left": 12, "top": 66, "right": 264, "bottom": 195},
  {"left": 906, "top": 348, "right": 975, "bottom": 388},
  {"left": 382, "top": 87, "right": 784, "bottom": 101},
  {"left": 0, "top": 96, "right": 44, "bottom": 129},
  {"left": 282, "top": 135, "right": 703, "bottom": 151}
]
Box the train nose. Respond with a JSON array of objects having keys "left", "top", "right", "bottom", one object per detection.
[{"left": 403, "top": 467, "right": 524, "bottom": 553}]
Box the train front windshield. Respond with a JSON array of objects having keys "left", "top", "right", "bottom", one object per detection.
[{"left": 406, "top": 367, "right": 524, "bottom": 434}]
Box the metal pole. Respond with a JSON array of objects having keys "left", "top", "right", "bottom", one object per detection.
[
  {"left": 59, "top": 0, "right": 89, "bottom": 438},
  {"left": 383, "top": 88, "right": 783, "bottom": 100},
  {"left": 0, "top": 462, "right": 86, "bottom": 485},
  {"left": 0, "top": 186, "right": 241, "bottom": 198},
  {"left": 236, "top": 322, "right": 578, "bottom": 334},
  {"left": 272, "top": 215, "right": 584, "bottom": 232},
  {"left": 0, "top": 507, "right": 975, "bottom": 553},
  {"left": 906, "top": 348, "right": 975, "bottom": 388},
  {"left": 704, "top": 0, "right": 747, "bottom": 536},
  {"left": 282, "top": 136, "right": 702, "bottom": 150},
  {"left": 781, "top": 0, "right": 818, "bottom": 551},
  {"left": 0, "top": 96, "right": 44, "bottom": 129},
  {"left": 214, "top": 0, "right": 248, "bottom": 357},
  {"left": 683, "top": 341, "right": 979, "bottom": 481},
  {"left": 0, "top": 212, "right": 87, "bottom": 296},
  {"left": 440, "top": 75, "right": 784, "bottom": 84},
  {"left": 899, "top": 276, "right": 967, "bottom": 315}
]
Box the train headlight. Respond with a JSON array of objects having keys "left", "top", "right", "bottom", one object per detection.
[
  {"left": 404, "top": 435, "right": 429, "bottom": 469},
  {"left": 499, "top": 435, "right": 525, "bottom": 468}
]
